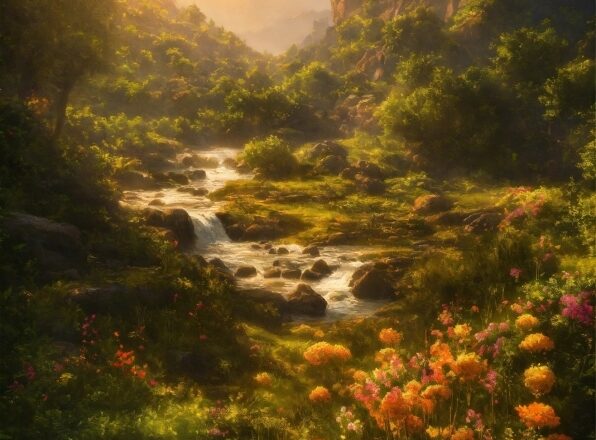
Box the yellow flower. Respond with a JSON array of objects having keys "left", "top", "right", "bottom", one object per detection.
[
  {"left": 452, "top": 324, "right": 472, "bottom": 340},
  {"left": 352, "top": 369, "right": 368, "bottom": 382},
  {"left": 303, "top": 342, "right": 352, "bottom": 366},
  {"left": 516, "top": 314, "right": 539, "bottom": 331},
  {"left": 524, "top": 365, "right": 555, "bottom": 395},
  {"left": 308, "top": 386, "right": 331, "bottom": 403},
  {"left": 516, "top": 402, "right": 560, "bottom": 428},
  {"left": 379, "top": 327, "right": 403, "bottom": 345},
  {"left": 426, "top": 426, "right": 453, "bottom": 439},
  {"left": 421, "top": 384, "right": 452, "bottom": 400},
  {"left": 375, "top": 348, "right": 398, "bottom": 364},
  {"left": 453, "top": 353, "right": 485, "bottom": 381},
  {"left": 519, "top": 333, "right": 555, "bottom": 353},
  {"left": 254, "top": 372, "right": 273, "bottom": 387}
]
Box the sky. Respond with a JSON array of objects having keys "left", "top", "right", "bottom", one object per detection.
[{"left": 176, "top": 0, "right": 331, "bottom": 53}]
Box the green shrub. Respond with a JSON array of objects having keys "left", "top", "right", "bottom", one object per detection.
[{"left": 241, "top": 136, "right": 298, "bottom": 179}]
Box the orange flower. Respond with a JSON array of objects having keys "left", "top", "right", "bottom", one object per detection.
[
  {"left": 451, "top": 427, "right": 474, "bottom": 440},
  {"left": 421, "top": 384, "right": 452, "bottom": 400},
  {"left": 379, "top": 387, "right": 410, "bottom": 422},
  {"left": 379, "top": 328, "right": 402, "bottom": 345},
  {"left": 254, "top": 372, "right": 273, "bottom": 387},
  {"left": 303, "top": 342, "right": 352, "bottom": 366},
  {"left": 453, "top": 353, "right": 485, "bottom": 381},
  {"left": 352, "top": 370, "right": 368, "bottom": 382},
  {"left": 523, "top": 365, "right": 555, "bottom": 395},
  {"left": 452, "top": 324, "right": 472, "bottom": 340},
  {"left": 404, "top": 380, "right": 422, "bottom": 395},
  {"left": 519, "top": 333, "right": 555, "bottom": 353},
  {"left": 309, "top": 386, "right": 331, "bottom": 402},
  {"left": 426, "top": 426, "right": 453, "bottom": 439},
  {"left": 430, "top": 342, "right": 454, "bottom": 366},
  {"left": 516, "top": 402, "right": 560, "bottom": 428},
  {"left": 516, "top": 314, "right": 539, "bottom": 331}
]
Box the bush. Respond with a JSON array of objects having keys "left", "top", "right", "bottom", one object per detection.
[{"left": 241, "top": 136, "right": 298, "bottom": 179}]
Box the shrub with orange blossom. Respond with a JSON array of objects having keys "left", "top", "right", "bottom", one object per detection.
[{"left": 515, "top": 402, "right": 560, "bottom": 428}]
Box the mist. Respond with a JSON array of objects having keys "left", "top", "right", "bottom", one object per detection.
[{"left": 177, "top": 0, "right": 332, "bottom": 53}]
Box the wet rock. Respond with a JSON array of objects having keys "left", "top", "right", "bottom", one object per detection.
[
  {"left": 282, "top": 269, "right": 302, "bottom": 279},
  {"left": 268, "top": 248, "right": 277, "bottom": 255},
  {"left": 325, "top": 232, "right": 349, "bottom": 245},
  {"left": 328, "top": 292, "right": 349, "bottom": 302},
  {"left": 235, "top": 266, "right": 258, "bottom": 278},
  {"left": 186, "top": 169, "right": 207, "bottom": 180},
  {"left": 302, "top": 245, "right": 320, "bottom": 257},
  {"left": 238, "top": 288, "right": 288, "bottom": 312},
  {"left": 225, "top": 224, "right": 245, "bottom": 241},
  {"left": 251, "top": 244, "right": 261, "bottom": 250},
  {"left": 464, "top": 212, "right": 504, "bottom": 233},
  {"left": 316, "top": 154, "right": 349, "bottom": 175},
  {"left": 243, "top": 224, "right": 281, "bottom": 241},
  {"left": 263, "top": 268, "right": 282, "bottom": 278},
  {"left": 340, "top": 166, "right": 358, "bottom": 180},
  {"left": 288, "top": 284, "right": 327, "bottom": 316},
  {"left": 166, "top": 172, "right": 189, "bottom": 185},
  {"left": 301, "top": 269, "right": 324, "bottom": 281},
  {"left": 308, "top": 141, "right": 348, "bottom": 161},
  {"left": 351, "top": 268, "right": 396, "bottom": 300},
  {"left": 209, "top": 258, "right": 229, "bottom": 271},
  {"left": 413, "top": 194, "right": 453, "bottom": 215},
  {"left": 311, "top": 259, "right": 332, "bottom": 276},
  {"left": 277, "top": 247, "right": 290, "bottom": 255},
  {"left": 3, "top": 213, "right": 85, "bottom": 279},
  {"left": 144, "top": 208, "right": 195, "bottom": 247}
]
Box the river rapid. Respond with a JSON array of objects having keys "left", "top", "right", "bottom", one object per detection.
[{"left": 122, "top": 147, "right": 387, "bottom": 321}]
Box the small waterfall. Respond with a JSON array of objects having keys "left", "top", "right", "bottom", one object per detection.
[{"left": 191, "top": 213, "right": 230, "bottom": 247}]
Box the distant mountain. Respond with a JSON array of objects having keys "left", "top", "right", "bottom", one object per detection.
[{"left": 240, "top": 9, "right": 332, "bottom": 54}]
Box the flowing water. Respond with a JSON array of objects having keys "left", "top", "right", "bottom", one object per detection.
[{"left": 122, "top": 147, "right": 387, "bottom": 320}]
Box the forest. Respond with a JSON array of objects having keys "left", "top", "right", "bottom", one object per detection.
[{"left": 0, "top": 0, "right": 594, "bottom": 438}]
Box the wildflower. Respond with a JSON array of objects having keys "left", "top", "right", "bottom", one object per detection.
[
  {"left": 379, "top": 328, "right": 402, "bottom": 346},
  {"left": 452, "top": 324, "right": 472, "bottom": 340},
  {"left": 516, "top": 314, "right": 539, "bottom": 331},
  {"left": 375, "top": 348, "right": 398, "bottom": 364},
  {"left": 254, "top": 372, "right": 273, "bottom": 387},
  {"left": 427, "top": 426, "right": 452, "bottom": 439},
  {"left": 480, "top": 369, "right": 498, "bottom": 394},
  {"left": 438, "top": 308, "right": 454, "bottom": 326},
  {"left": 519, "top": 333, "right": 555, "bottom": 353},
  {"left": 379, "top": 387, "right": 410, "bottom": 422},
  {"left": 516, "top": 402, "right": 560, "bottom": 428},
  {"left": 470, "top": 305, "right": 480, "bottom": 313},
  {"left": 421, "top": 384, "right": 452, "bottom": 400},
  {"left": 304, "top": 342, "right": 352, "bottom": 366},
  {"left": 510, "top": 268, "right": 523, "bottom": 280},
  {"left": 451, "top": 427, "right": 474, "bottom": 440},
  {"left": 454, "top": 353, "right": 485, "bottom": 381},
  {"left": 523, "top": 365, "right": 555, "bottom": 395},
  {"left": 309, "top": 386, "right": 331, "bottom": 403},
  {"left": 560, "top": 292, "right": 593, "bottom": 326},
  {"left": 352, "top": 370, "right": 368, "bottom": 382}
]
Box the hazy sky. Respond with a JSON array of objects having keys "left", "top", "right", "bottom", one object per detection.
[{"left": 176, "top": 0, "right": 331, "bottom": 53}]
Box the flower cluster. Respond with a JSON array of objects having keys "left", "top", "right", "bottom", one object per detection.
[
  {"left": 519, "top": 333, "right": 555, "bottom": 353},
  {"left": 309, "top": 386, "right": 331, "bottom": 402},
  {"left": 523, "top": 365, "right": 555, "bottom": 396},
  {"left": 515, "top": 314, "right": 539, "bottom": 331},
  {"left": 515, "top": 402, "right": 560, "bottom": 428},
  {"left": 379, "top": 328, "right": 402, "bottom": 346},
  {"left": 336, "top": 406, "right": 363, "bottom": 436},
  {"left": 303, "top": 342, "right": 352, "bottom": 366},
  {"left": 560, "top": 292, "right": 593, "bottom": 326}
]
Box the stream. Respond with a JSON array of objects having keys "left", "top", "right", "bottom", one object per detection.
[{"left": 122, "top": 146, "right": 387, "bottom": 320}]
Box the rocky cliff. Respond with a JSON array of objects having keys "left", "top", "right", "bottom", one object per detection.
[{"left": 330, "top": 0, "right": 468, "bottom": 24}]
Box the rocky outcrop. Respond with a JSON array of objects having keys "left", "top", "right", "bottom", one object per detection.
[
  {"left": 144, "top": 208, "right": 196, "bottom": 246},
  {"left": 331, "top": 0, "right": 362, "bottom": 24},
  {"left": 3, "top": 213, "right": 85, "bottom": 279},
  {"left": 308, "top": 141, "right": 348, "bottom": 161},
  {"left": 350, "top": 257, "right": 412, "bottom": 300},
  {"left": 235, "top": 266, "right": 258, "bottom": 278}
]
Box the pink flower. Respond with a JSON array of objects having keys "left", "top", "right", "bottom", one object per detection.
[
  {"left": 560, "top": 292, "right": 593, "bottom": 326},
  {"left": 510, "top": 268, "right": 522, "bottom": 280}
]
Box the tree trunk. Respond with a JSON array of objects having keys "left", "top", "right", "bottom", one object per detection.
[{"left": 52, "top": 80, "right": 75, "bottom": 141}]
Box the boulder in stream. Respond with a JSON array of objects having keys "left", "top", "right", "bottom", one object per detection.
[
  {"left": 282, "top": 269, "right": 302, "bottom": 279},
  {"left": 263, "top": 268, "right": 282, "bottom": 278},
  {"left": 288, "top": 284, "right": 327, "bottom": 316},
  {"left": 351, "top": 268, "right": 396, "bottom": 300},
  {"left": 235, "top": 265, "right": 258, "bottom": 278},
  {"left": 302, "top": 245, "right": 320, "bottom": 257},
  {"left": 144, "top": 208, "right": 196, "bottom": 247},
  {"left": 311, "top": 259, "right": 332, "bottom": 276}
]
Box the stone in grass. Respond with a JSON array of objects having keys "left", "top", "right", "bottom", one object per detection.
[{"left": 287, "top": 284, "right": 327, "bottom": 316}]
